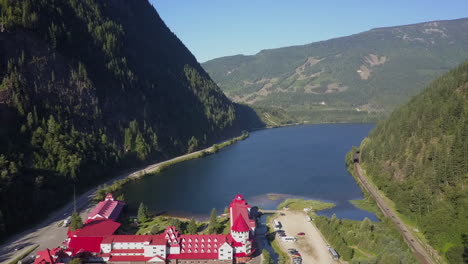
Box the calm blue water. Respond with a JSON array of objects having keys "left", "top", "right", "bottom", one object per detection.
[{"left": 124, "top": 124, "right": 377, "bottom": 221}]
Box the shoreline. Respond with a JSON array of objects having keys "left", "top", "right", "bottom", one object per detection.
[{"left": 0, "top": 132, "right": 249, "bottom": 264}]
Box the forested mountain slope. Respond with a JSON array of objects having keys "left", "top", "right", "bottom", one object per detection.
[
  {"left": 360, "top": 61, "right": 468, "bottom": 263},
  {"left": 203, "top": 18, "right": 468, "bottom": 123},
  {"left": 0, "top": 0, "right": 262, "bottom": 239}
]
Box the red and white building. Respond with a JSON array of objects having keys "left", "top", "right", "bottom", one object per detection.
[{"left": 34, "top": 194, "right": 257, "bottom": 264}]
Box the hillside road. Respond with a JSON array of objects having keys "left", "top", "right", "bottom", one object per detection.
[
  {"left": 0, "top": 146, "right": 214, "bottom": 263},
  {"left": 353, "top": 161, "right": 438, "bottom": 264}
]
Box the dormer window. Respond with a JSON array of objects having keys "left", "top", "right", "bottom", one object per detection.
[
  {"left": 189, "top": 238, "right": 192, "bottom": 242},
  {"left": 214, "top": 244, "right": 218, "bottom": 248},
  {"left": 208, "top": 239, "right": 211, "bottom": 242},
  {"left": 181, "top": 249, "right": 185, "bottom": 253},
  {"left": 201, "top": 249, "right": 204, "bottom": 253},
  {"left": 195, "top": 244, "right": 198, "bottom": 248},
  {"left": 194, "top": 249, "right": 198, "bottom": 253},
  {"left": 173, "top": 241, "right": 177, "bottom": 245},
  {"left": 188, "top": 249, "right": 192, "bottom": 253},
  {"left": 195, "top": 238, "right": 198, "bottom": 242},
  {"left": 214, "top": 249, "right": 217, "bottom": 253},
  {"left": 208, "top": 244, "right": 211, "bottom": 248},
  {"left": 207, "top": 249, "right": 211, "bottom": 253},
  {"left": 201, "top": 238, "right": 205, "bottom": 242},
  {"left": 214, "top": 238, "right": 217, "bottom": 242},
  {"left": 201, "top": 244, "right": 204, "bottom": 248},
  {"left": 188, "top": 244, "right": 192, "bottom": 248}
]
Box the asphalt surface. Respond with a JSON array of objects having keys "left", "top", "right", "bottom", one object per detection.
[
  {"left": 0, "top": 146, "right": 213, "bottom": 264},
  {"left": 354, "top": 162, "right": 439, "bottom": 264}
]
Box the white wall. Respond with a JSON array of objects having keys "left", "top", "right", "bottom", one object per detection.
[{"left": 218, "top": 243, "right": 233, "bottom": 260}]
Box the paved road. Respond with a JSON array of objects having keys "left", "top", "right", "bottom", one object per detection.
[
  {"left": 354, "top": 162, "right": 438, "bottom": 264},
  {"left": 0, "top": 146, "right": 213, "bottom": 263}
]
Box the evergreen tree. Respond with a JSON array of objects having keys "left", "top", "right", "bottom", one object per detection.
[
  {"left": 187, "top": 218, "right": 198, "bottom": 234},
  {"left": 70, "top": 211, "right": 83, "bottom": 231},
  {"left": 208, "top": 208, "right": 217, "bottom": 234},
  {"left": 138, "top": 202, "right": 149, "bottom": 223}
]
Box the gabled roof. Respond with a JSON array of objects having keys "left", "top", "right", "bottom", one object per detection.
[
  {"left": 87, "top": 198, "right": 124, "bottom": 221},
  {"left": 34, "top": 248, "right": 66, "bottom": 264},
  {"left": 229, "top": 194, "right": 256, "bottom": 230},
  {"left": 231, "top": 214, "right": 250, "bottom": 232},
  {"left": 68, "top": 219, "right": 121, "bottom": 237}
]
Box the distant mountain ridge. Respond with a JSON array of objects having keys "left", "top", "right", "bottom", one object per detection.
[{"left": 203, "top": 17, "right": 468, "bottom": 123}]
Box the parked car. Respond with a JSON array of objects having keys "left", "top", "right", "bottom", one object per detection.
[
  {"left": 14, "top": 245, "right": 23, "bottom": 251},
  {"left": 297, "top": 232, "right": 305, "bottom": 236}
]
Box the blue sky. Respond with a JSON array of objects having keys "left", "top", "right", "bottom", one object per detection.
[{"left": 149, "top": 0, "right": 468, "bottom": 62}]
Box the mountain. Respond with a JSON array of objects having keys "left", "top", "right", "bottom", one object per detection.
[
  {"left": 203, "top": 18, "right": 468, "bottom": 123},
  {"left": 0, "top": 0, "right": 262, "bottom": 239},
  {"left": 359, "top": 61, "right": 468, "bottom": 263}
]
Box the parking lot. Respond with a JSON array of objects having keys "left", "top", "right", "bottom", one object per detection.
[{"left": 274, "top": 211, "right": 336, "bottom": 264}]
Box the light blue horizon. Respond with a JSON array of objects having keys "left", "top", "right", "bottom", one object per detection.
[{"left": 150, "top": 1, "right": 468, "bottom": 63}]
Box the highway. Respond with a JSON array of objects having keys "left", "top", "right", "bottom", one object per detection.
[
  {"left": 0, "top": 146, "right": 214, "bottom": 263},
  {"left": 353, "top": 161, "right": 439, "bottom": 264}
]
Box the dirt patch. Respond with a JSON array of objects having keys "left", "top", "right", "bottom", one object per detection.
[
  {"left": 357, "top": 54, "right": 386, "bottom": 80},
  {"left": 294, "top": 57, "right": 322, "bottom": 80},
  {"left": 365, "top": 54, "right": 386, "bottom": 66},
  {"left": 325, "top": 83, "right": 348, "bottom": 93}
]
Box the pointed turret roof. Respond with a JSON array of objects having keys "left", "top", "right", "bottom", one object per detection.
[{"left": 231, "top": 214, "right": 250, "bottom": 232}]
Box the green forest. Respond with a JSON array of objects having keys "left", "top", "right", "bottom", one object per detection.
[
  {"left": 315, "top": 214, "right": 416, "bottom": 263},
  {"left": 0, "top": 0, "right": 262, "bottom": 240},
  {"left": 360, "top": 61, "right": 468, "bottom": 263},
  {"left": 203, "top": 18, "right": 468, "bottom": 123}
]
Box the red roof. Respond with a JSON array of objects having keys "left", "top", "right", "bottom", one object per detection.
[
  {"left": 231, "top": 214, "right": 250, "bottom": 232},
  {"left": 226, "top": 234, "right": 243, "bottom": 247},
  {"left": 67, "top": 236, "right": 103, "bottom": 255},
  {"left": 69, "top": 219, "right": 121, "bottom": 237},
  {"left": 102, "top": 235, "right": 167, "bottom": 245},
  {"left": 229, "top": 194, "right": 256, "bottom": 231},
  {"left": 34, "top": 248, "right": 65, "bottom": 264},
  {"left": 87, "top": 198, "right": 124, "bottom": 221},
  {"left": 167, "top": 253, "right": 218, "bottom": 259}
]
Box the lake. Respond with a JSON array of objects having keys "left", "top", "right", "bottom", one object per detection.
[{"left": 124, "top": 124, "right": 377, "bottom": 221}]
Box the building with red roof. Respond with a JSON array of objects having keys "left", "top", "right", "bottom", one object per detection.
[
  {"left": 34, "top": 248, "right": 68, "bottom": 264},
  {"left": 35, "top": 194, "right": 256, "bottom": 264},
  {"left": 87, "top": 193, "right": 125, "bottom": 221}
]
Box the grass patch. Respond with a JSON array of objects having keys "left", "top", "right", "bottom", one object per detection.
[
  {"left": 271, "top": 237, "right": 290, "bottom": 264},
  {"left": 7, "top": 244, "right": 39, "bottom": 264},
  {"left": 277, "top": 199, "right": 335, "bottom": 212},
  {"left": 267, "top": 193, "right": 280, "bottom": 201},
  {"left": 349, "top": 197, "right": 380, "bottom": 215}
]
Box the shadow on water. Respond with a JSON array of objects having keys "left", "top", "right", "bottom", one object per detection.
[{"left": 125, "top": 124, "right": 378, "bottom": 221}]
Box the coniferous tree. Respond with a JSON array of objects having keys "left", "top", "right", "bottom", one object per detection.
[
  {"left": 138, "top": 202, "right": 149, "bottom": 223},
  {"left": 187, "top": 218, "right": 198, "bottom": 234},
  {"left": 70, "top": 211, "right": 83, "bottom": 231},
  {"left": 208, "top": 208, "right": 217, "bottom": 234}
]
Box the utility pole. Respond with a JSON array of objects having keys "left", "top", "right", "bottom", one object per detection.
[{"left": 73, "top": 184, "right": 76, "bottom": 213}]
